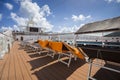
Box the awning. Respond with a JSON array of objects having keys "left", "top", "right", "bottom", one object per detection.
[{"left": 75, "top": 16, "right": 120, "bottom": 34}]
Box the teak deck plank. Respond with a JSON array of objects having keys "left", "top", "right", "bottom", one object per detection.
[
  {"left": 0, "top": 54, "right": 10, "bottom": 80},
  {"left": 0, "top": 41, "right": 119, "bottom": 80},
  {"left": 20, "top": 49, "right": 38, "bottom": 80},
  {"left": 16, "top": 43, "right": 32, "bottom": 80},
  {"left": 8, "top": 51, "right": 16, "bottom": 80},
  {"left": 14, "top": 51, "right": 23, "bottom": 80}
]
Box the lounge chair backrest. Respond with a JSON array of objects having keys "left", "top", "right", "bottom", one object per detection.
[
  {"left": 49, "top": 41, "right": 63, "bottom": 52},
  {"left": 73, "top": 48, "right": 85, "bottom": 59},
  {"left": 38, "top": 40, "right": 43, "bottom": 45},
  {"left": 38, "top": 40, "right": 49, "bottom": 48},
  {"left": 63, "top": 43, "right": 84, "bottom": 59}
]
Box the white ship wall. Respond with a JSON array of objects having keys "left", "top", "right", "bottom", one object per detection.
[{"left": 0, "top": 30, "right": 14, "bottom": 59}]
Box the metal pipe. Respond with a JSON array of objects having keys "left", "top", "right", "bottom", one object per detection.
[
  {"left": 87, "top": 60, "right": 93, "bottom": 80},
  {"left": 92, "top": 63, "right": 120, "bottom": 73}
]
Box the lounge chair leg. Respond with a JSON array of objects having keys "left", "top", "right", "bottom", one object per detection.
[
  {"left": 67, "top": 54, "right": 72, "bottom": 67},
  {"left": 46, "top": 50, "right": 50, "bottom": 56},
  {"left": 74, "top": 55, "right": 77, "bottom": 61},
  {"left": 52, "top": 53, "right": 55, "bottom": 59},
  {"left": 38, "top": 52, "right": 41, "bottom": 55},
  {"left": 47, "top": 50, "right": 55, "bottom": 59},
  {"left": 58, "top": 54, "right": 61, "bottom": 62}
]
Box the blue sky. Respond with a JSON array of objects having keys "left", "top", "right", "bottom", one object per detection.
[{"left": 0, "top": 0, "right": 120, "bottom": 32}]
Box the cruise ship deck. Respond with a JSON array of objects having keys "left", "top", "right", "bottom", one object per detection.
[{"left": 0, "top": 41, "right": 119, "bottom": 80}]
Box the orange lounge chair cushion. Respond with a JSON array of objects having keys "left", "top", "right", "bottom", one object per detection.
[
  {"left": 49, "top": 42, "right": 63, "bottom": 52},
  {"left": 63, "top": 43, "right": 84, "bottom": 59},
  {"left": 73, "top": 48, "right": 84, "bottom": 59},
  {"left": 38, "top": 40, "right": 49, "bottom": 48}
]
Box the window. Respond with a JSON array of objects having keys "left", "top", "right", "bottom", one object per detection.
[{"left": 29, "top": 27, "right": 39, "bottom": 32}]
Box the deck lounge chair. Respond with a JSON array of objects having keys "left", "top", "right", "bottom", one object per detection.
[
  {"left": 20, "top": 40, "right": 41, "bottom": 53},
  {"left": 21, "top": 41, "right": 35, "bottom": 51},
  {"left": 46, "top": 41, "right": 73, "bottom": 67},
  {"left": 59, "top": 42, "right": 85, "bottom": 67},
  {"left": 26, "top": 42, "right": 41, "bottom": 53},
  {"left": 37, "top": 40, "right": 50, "bottom": 54},
  {"left": 47, "top": 41, "right": 84, "bottom": 67},
  {"left": 77, "top": 47, "right": 120, "bottom": 80},
  {"left": 20, "top": 41, "right": 30, "bottom": 49}
]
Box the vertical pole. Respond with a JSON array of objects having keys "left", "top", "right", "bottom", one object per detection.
[
  {"left": 87, "top": 59, "right": 92, "bottom": 80},
  {"left": 58, "top": 35, "right": 60, "bottom": 42},
  {"left": 74, "top": 34, "right": 78, "bottom": 46},
  {"left": 102, "top": 32, "right": 104, "bottom": 47},
  {"left": 38, "top": 33, "right": 39, "bottom": 40}
]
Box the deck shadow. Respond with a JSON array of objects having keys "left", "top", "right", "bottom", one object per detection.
[
  {"left": 92, "top": 63, "right": 120, "bottom": 80},
  {"left": 28, "top": 52, "right": 47, "bottom": 58},
  {"left": 33, "top": 59, "right": 86, "bottom": 80},
  {"left": 18, "top": 46, "right": 25, "bottom": 50},
  {"left": 28, "top": 55, "right": 58, "bottom": 70}
]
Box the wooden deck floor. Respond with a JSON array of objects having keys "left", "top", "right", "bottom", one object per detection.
[{"left": 0, "top": 41, "right": 120, "bottom": 80}]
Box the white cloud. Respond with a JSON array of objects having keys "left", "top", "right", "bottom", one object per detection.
[
  {"left": 57, "top": 24, "right": 85, "bottom": 33},
  {"left": 11, "top": 12, "right": 28, "bottom": 26},
  {"left": 1, "top": 26, "right": 13, "bottom": 31},
  {"left": 105, "top": 0, "right": 113, "bottom": 3},
  {"left": 72, "top": 14, "right": 91, "bottom": 21},
  {"left": 116, "top": 0, "right": 120, "bottom": 2},
  {"left": 52, "top": 15, "right": 55, "bottom": 18},
  {"left": 41, "top": 5, "right": 51, "bottom": 16},
  {"left": 14, "top": 0, "right": 32, "bottom": 3},
  {"left": 5, "top": 3, "right": 13, "bottom": 10},
  {"left": 11, "top": 0, "right": 53, "bottom": 32},
  {"left": 13, "top": 25, "right": 20, "bottom": 31},
  {"left": 0, "top": 14, "right": 2, "bottom": 21},
  {"left": 64, "top": 17, "right": 68, "bottom": 20},
  {"left": 1, "top": 25, "right": 20, "bottom": 31},
  {"left": 79, "top": 24, "right": 85, "bottom": 27},
  {"left": 105, "top": 0, "right": 120, "bottom": 3},
  {"left": 20, "top": 1, "right": 51, "bottom": 17}
]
